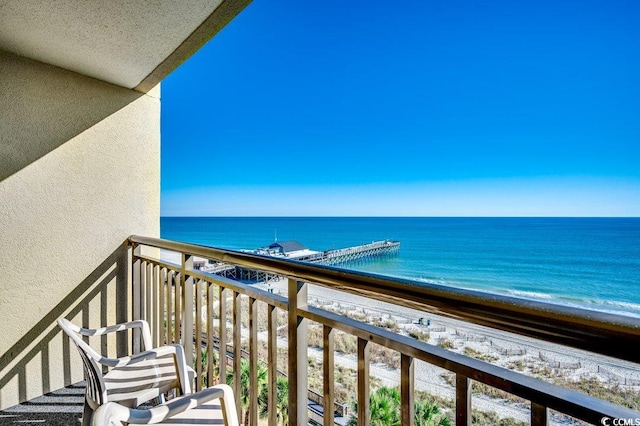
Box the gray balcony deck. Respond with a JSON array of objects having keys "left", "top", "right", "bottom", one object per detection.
[{"left": 0, "top": 383, "right": 84, "bottom": 425}]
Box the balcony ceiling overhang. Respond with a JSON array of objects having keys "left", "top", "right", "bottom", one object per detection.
[{"left": 0, "top": 0, "right": 251, "bottom": 92}]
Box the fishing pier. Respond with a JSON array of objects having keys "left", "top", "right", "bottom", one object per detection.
[
  {"left": 318, "top": 239, "right": 401, "bottom": 265},
  {"left": 199, "top": 239, "right": 400, "bottom": 282}
]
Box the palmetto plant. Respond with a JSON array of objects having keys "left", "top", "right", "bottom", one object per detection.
[
  {"left": 369, "top": 386, "right": 401, "bottom": 426},
  {"left": 414, "top": 399, "right": 451, "bottom": 426},
  {"left": 259, "top": 376, "right": 289, "bottom": 425},
  {"left": 226, "top": 358, "right": 268, "bottom": 426},
  {"left": 347, "top": 386, "right": 451, "bottom": 426},
  {"left": 198, "top": 348, "right": 218, "bottom": 388}
]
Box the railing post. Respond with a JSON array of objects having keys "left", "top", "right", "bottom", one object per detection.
[
  {"left": 531, "top": 402, "right": 549, "bottom": 426},
  {"left": 181, "top": 253, "right": 194, "bottom": 370},
  {"left": 456, "top": 374, "right": 472, "bottom": 426},
  {"left": 357, "top": 338, "right": 370, "bottom": 426},
  {"left": 117, "top": 242, "right": 131, "bottom": 358},
  {"left": 323, "top": 325, "right": 335, "bottom": 426},
  {"left": 401, "top": 354, "right": 415, "bottom": 426},
  {"left": 268, "top": 304, "right": 277, "bottom": 426},
  {"left": 288, "top": 279, "right": 308, "bottom": 426},
  {"left": 132, "top": 244, "right": 142, "bottom": 353}
]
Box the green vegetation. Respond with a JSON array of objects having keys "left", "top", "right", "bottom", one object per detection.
[
  {"left": 441, "top": 373, "right": 527, "bottom": 405},
  {"left": 471, "top": 411, "right": 528, "bottom": 426},
  {"left": 372, "top": 316, "right": 401, "bottom": 332},
  {"left": 507, "top": 359, "right": 525, "bottom": 371},
  {"left": 198, "top": 348, "right": 218, "bottom": 388},
  {"left": 414, "top": 389, "right": 526, "bottom": 426},
  {"left": 463, "top": 346, "right": 499, "bottom": 363},
  {"left": 259, "top": 376, "right": 289, "bottom": 426},
  {"left": 561, "top": 376, "right": 640, "bottom": 411},
  {"left": 307, "top": 356, "right": 380, "bottom": 404},
  {"left": 346, "top": 386, "right": 451, "bottom": 426},
  {"left": 408, "top": 328, "right": 430, "bottom": 341},
  {"left": 437, "top": 337, "right": 456, "bottom": 349},
  {"left": 226, "top": 358, "right": 268, "bottom": 426}
]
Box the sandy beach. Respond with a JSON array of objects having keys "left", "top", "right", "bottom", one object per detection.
[{"left": 253, "top": 278, "right": 640, "bottom": 424}]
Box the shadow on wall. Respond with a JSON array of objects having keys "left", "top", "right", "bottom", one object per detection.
[
  {"left": 0, "top": 50, "right": 144, "bottom": 182},
  {"left": 0, "top": 243, "right": 129, "bottom": 410}
]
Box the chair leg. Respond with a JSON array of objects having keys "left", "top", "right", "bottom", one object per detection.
[{"left": 82, "top": 398, "right": 93, "bottom": 426}]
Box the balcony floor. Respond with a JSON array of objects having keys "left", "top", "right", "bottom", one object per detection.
[{"left": 0, "top": 383, "right": 84, "bottom": 425}]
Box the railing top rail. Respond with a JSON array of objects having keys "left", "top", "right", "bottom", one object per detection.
[
  {"left": 129, "top": 235, "right": 640, "bottom": 363},
  {"left": 301, "top": 305, "right": 639, "bottom": 423}
]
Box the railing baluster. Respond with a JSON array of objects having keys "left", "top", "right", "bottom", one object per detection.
[
  {"left": 166, "top": 270, "right": 173, "bottom": 344},
  {"left": 456, "top": 374, "right": 472, "bottom": 426},
  {"left": 401, "top": 354, "right": 415, "bottom": 426},
  {"left": 233, "top": 290, "right": 242, "bottom": 421},
  {"left": 323, "top": 325, "right": 335, "bottom": 426},
  {"left": 132, "top": 250, "right": 141, "bottom": 353},
  {"left": 207, "top": 281, "right": 214, "bottom": 387},
  {"left": 181, "top": 254, "right": 194, "bottom": 370},
  {"left": 268, "top": 304, "right": 277, "bottom": 426},
  {"left": 219, "top": 286, "right": 227, "bottom": 385},
  {"left": 140, "top": 261, "right": 147, "bottom": 323},
  {"left": 195, "top": 279, "right": 203, "bottom": 391},
  {"left": 160, "top": 267, "right": 166, "bottom": 345},
  {"left": 145, "top": 262, "right": 152, "bottom": 326},
  {"left": 152, "top": 264, "right": 159, "bottom": 348},
  {"left": 288, "top": 279, "right": 308, "bottom": 426},
  {"left": 249, "top": 297, "right": 258, "bottom": 426},
  {"left": 357, "top": 337, "right": 370, "bottom": 426},
  {"left": 531, "top": 402, "right": 549, "bottom": 426},
  {"left": 174, "top": 271, "right": 181, "bottom": 345}
]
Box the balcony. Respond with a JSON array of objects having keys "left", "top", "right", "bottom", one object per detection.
[{"left": 1, "top": 235, "right": 639, "bottom": 425}]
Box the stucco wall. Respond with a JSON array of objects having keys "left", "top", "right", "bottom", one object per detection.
[{"left": 0, "top": 51, "right": 160, "bottom": 409}]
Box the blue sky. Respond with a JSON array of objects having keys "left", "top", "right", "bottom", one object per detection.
[{"left": 161, "top": 0, "right": 640, "bottom": 217}]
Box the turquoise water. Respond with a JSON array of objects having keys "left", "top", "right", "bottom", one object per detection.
[{"left": 161, "top": 217, "right": 640, "bottom": 317}]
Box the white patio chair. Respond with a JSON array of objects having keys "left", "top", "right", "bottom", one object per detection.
[
  {"left": 94, "top": 384, "right": 239, "bottom": 426},
  {"left": 57, "top": 318, "right": 194, "bottom": 426}
]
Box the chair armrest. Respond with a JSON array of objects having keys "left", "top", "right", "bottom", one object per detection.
[
  {"left": 75, "top": 320, "right": 152, "bottom": 350},
  {"left": 94, "top": 385, "right": 239, "bottom": 426}
]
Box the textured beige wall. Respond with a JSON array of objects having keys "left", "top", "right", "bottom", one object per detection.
[{"left": 0, "top": 51, "right": 160, "bottom": 409}]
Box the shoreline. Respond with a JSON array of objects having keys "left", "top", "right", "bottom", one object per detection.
[
  {"left": 398, "top": 274, "right": 640, "bottom": 320},
  {"left": 161, "top": 241, "right": 640, "bottom": 320}
]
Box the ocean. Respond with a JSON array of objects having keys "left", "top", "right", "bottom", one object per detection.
[{"left": 161, "top": 217, "right": 640, "bottom": 318}]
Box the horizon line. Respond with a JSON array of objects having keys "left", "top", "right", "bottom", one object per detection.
[{"left": 160, "top": 215, "right": 640, "bottom": 219}]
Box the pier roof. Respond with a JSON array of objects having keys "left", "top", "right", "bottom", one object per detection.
[{"left": 268, "top": 240, "right": 308, "bottom": 253}]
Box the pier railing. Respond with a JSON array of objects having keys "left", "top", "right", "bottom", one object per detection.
[
  {"left": 318, "top": 239, "right": 400, "bottom": 265},
  {"left": 129, "top": 235, "right": 640, "bottom": 426}
]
